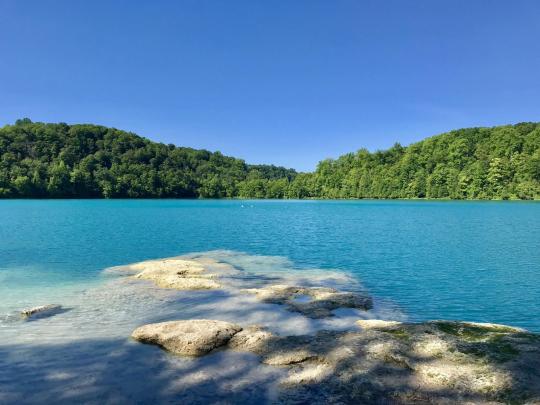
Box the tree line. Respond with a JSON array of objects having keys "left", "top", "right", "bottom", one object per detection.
[{"left": 1, "top": 119, "right": 539, "bottom": 199}]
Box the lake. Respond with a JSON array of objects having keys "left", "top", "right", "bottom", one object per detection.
[{"left": 1, "top": 199, "right": 539, "bottom": 331}]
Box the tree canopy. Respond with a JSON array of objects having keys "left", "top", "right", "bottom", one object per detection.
[
  {"left": 1, "top": 119, "right": 538, "bottom": 199},
  {"left": 297, "top": 123, "right": 540, "bottom": 200}
]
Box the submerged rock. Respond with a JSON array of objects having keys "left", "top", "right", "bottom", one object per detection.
[
  {"left": 131, "top": 312, "right": 540, "bottom": 403},
  {"left": 356, "top": 319, "right": 403, "bottom": 330},
  {"left": 277, "top": 320, "right": 540, "bottom": 403},
  {"left": 131, "top": 319, "right": 242, "bottom": 356},
  {"left": 227, "top": 319, "right": 540, "bottom": 403},
  {"left": 135, "top": 273, "right": 220, "bottom": 290},
  {"left": 228, "top": 325, "right": 275, "bottom": 353},
  {"left": 120, "top": 258, "right": 223, "bottom": 290},
  {"left": 243, "top": 284, "right": 373, "bottom": 318},
  {"left": 20, "top": 304, "right": 62, "bottom": 319}
]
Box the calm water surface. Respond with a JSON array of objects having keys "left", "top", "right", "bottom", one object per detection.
[{"left": 1, "top": 199, "right": 539, "bottom": 330}]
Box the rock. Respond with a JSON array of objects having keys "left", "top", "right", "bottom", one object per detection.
[
  {"left": 21, "top": 304, "right": 62, "bottom": 319},
  {"left": 282, "top": 363, "right": 334, "bottom": 385},
  {"left": 263, "top": 350, "right": 317, "bottom": 366},
  {"left": 132, "top": 319, "right": 242, "bottom": 356},
  {"left": 132, "top": 313, "right": 540, "bottom": 402},
  {"left": 228, "top": 325, "right": 275, "bottom": 353},
  {"left": 429, "top": 320, "right": 526, "bottom": 334},
  {"left": 123, "top": 258, "right": 222, "bottom": 290},
  {"left": 243, "top": 284, "right": 372, "bottom": 318},
  {"left": 136, "top": 273, "right": 220, "bottom": 290},
  {"left": 230, "top": 328, "right": 320, "bottom": 365},
  {"left": 230, "top": 320, "right": 540, "bottom": 404},
  {"left": 356, "top": 319, "right": 402, "bottom": 330},
  {"left": 242, "top": 285, "right": 306, "bottom": 303}
]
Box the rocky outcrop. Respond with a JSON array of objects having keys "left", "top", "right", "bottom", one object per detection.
[
  {"left": 20, "top": 304, "right": 62, "bottom": 319},
  {"left": 228, "top": 325, "right": 275, "bottom": 353},
  {"left": 242, "top": 284, "right": 373, "bottom": 318},
  {"left": 136, "top": 318, "right": 540, "bottom": 403},
  {"left": 132, "top": 319, "right": 242, "bottom": 356},
  {"left": 124, "top": 258, "right": 223, "bottom": 290},
  {"left": 356, "top": 319, "right": 403, "bottom": 330},
  {"left": 229, "top": 326, "right": 318, "bottom": 365},
  {"left": 269, "top": 320, "right": 540, "bottom": 404},
  {"left": 121, "top": 255, "right": 540, "bottom": 402}
]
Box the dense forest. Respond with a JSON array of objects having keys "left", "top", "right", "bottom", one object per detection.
[
  {"left": 0, "top": 119, "right": 296, "bottom": 198},
  {"left": 1, "top": 119, "right": 539, "bottom": 199}
]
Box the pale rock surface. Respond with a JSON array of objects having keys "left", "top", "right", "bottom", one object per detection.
[
  {"left": 132, "top": 319, "right": 242, "bottom": 356},
  {"left": 117, "top": 258, "right": 224, "bottom": 290},
  {"left": 243, "top": 284, "right": 373, "bottom": 318},
  {"left": 356, "top": 319, "right": 402, "bottom": 330},
  {"left": 21, "top": 304, "right": 62, "bottom": 319}
]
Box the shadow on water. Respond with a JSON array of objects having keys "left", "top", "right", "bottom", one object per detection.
[{"left": 0, "top": 338, "right": 281, "bottom": 405}]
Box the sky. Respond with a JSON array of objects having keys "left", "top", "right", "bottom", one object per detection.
[{"left": 1, "top": 1, "right": 539, "bottom": 171}]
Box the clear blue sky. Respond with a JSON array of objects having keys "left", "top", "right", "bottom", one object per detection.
[{"left": 1, "top": 1, "right": 539, "bottom": 171}]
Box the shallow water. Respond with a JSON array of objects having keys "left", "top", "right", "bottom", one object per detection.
[
  {"left": 0, "top": 251, "right": 397, "bottom": 403},
  {"left": 1, "top": 199, "right": 539, "bottom": 403},
  {"left": 1, "top": 199, "right": 539, "bottom": 330}
]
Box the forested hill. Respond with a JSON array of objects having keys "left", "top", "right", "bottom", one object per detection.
[
  {"left": 1, "top": 119, "right": 539, "bottom": 199},
  {"left": 0, "top": 119, "right": 296, "bottom": 198},
  {"left": 298, "top": 122, "right": 540, "bottom": 200}
]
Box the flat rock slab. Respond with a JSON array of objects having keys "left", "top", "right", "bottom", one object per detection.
[
  {"left": 243, "top": 284, "right": 373, "bottom": 318},
  {"left": 119, "top": 258, "right": 223, "bottom": 290},
  {"left": 132, "top": 319, "right": 242, "bottom": 356},
  {"left": 230, "top": 319, "right": 540, "bottom": 403},
  {"left": 131, "top": 315, "right": 540, "bottom": 402},
  {"left": 356, "top": 319, "right": 403, "bottom": 330},
  {"left": 21, "top": 304, "right": 62, "bottom": 319},
  {"left": 136, "top": 274, "right": 220, "bottom": 290}
]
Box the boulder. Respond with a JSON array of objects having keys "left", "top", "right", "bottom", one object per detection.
[
  {"left": 243, "top": 284, "right": 372, "bottom": 318},
  {"left": 21, "top": 304, "right": 62, "bottom": 319},
  {"left": 126, "top": 258, "right": 222, "bottom": 290},
  {"left": 228, "top": 325, "right": 275, "bottom": 353},
  {"left": 356, "top": 319, "right": 403, "bottom": 330},
  {"left": 132, "top": 319, "right": 242, "bottom": 356},
  {"left": 136, "top": 273, "right": 220, "bottom": 290}
]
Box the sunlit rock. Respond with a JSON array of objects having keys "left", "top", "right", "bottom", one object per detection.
[
  {"left": 243, "top": 284, "right": 372, "bottom": 318},
  {"left": 115, "top": 258, "right": 222, "bottom": 290},
  {"left": 356, "top": 319, "right": 402, "bottom": 330},
  {"left": 228, "top": 325, "right": 275, "bottom": 353},
  {"left": 132, "top": 319, "right": 242, "bottom": 356},
  {"left": 21, "top": 304, "right": 62, "bottom": 319}
]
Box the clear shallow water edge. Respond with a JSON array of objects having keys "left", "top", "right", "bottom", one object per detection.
[{"left": 1, "top": 199, "right": 539, "bottom": 331}]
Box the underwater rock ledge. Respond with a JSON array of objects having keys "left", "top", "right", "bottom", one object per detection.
[
  {"left": 121, "top": 254, "right": 540, "bottom": 403},
  {"left": 132, "top": 317, "right": 540, "bottom": 403}
]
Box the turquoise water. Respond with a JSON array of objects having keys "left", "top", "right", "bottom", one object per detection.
[{"left": 1, "top": 199, "right": 539, "bottom": 330}]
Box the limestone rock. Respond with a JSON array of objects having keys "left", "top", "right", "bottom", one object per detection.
[
  {"left": 132, "top": 319, "right": 242, "bottom": 356},
  {"left": 124, "top": 258, "right": 222, "bottom": 290},
  {"left": 136, "top": 273, "right": 220, "bottom": 290},
  {"left": 21, "top": 304, "right": 62, "bottom": 319},
  {"left": 263, "top": 350, "right": 317, "bottom": 366},
  {"left": 228, "top": 325, "right": 275, "bottom": 353},
  {"left": 243, "top": 284, "right": 372, "bottom": 318},
  {"left": 132, "top": 314, "right": 540, "bottom": 403},
  {"left": 356, "top": 319, "right": 403, "bottom": 330}
]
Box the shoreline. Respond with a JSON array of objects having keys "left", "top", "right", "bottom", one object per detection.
[
  {"left": 3, "top": 252, "right": 539, "bottom": 403},
  {"left": 1, "top": 197, "right": 540, "bottom": 201}
]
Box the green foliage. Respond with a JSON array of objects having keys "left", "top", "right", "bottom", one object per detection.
[
  {"left": 288, "top": 123, "right": 540, "bottom": 200},
  {"left": 1, "top": 120, "right": 538, "bottom": 199},
  {"left": 0, "top": 119, "right": 296, "bottom": 198}
]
